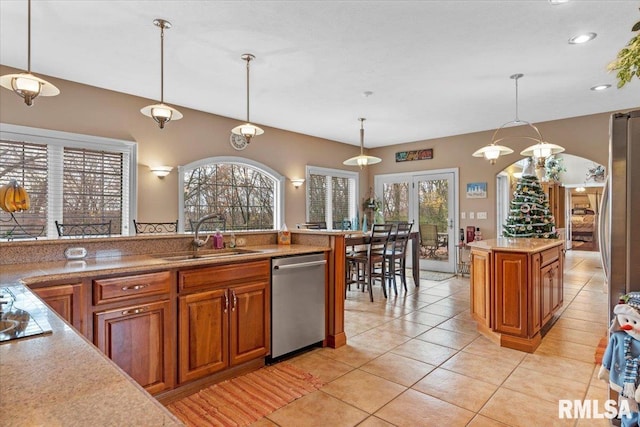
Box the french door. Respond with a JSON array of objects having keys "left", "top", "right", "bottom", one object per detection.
[{"left": 375, "top": 169, "right": 457, "bottom": 273}]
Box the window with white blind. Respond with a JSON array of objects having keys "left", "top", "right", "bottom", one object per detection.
[
  {"left": 179, "top": 157, "right": 284, "bottom": 232},
  {"left": 306, "top": 166, "right": 358, "bottom": 230},
  {"left": 0, "top": 124, "right": 136, "bottom": 239}
]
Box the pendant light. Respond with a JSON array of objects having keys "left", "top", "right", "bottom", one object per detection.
[
  {"left": 0, "top": 0, "right": 60, "bottom": 106},
  {"left": 231, "top": 53, "right": 264, "bottom": 143},
  {"left": 140, "top": 19, "right": 182, "bottom": 129},
  {"left": 343, "top": 118, "right": 382, "bottom": 168},
  {"left": 473, "top": 73, "right": 546, "bottom": 165}
]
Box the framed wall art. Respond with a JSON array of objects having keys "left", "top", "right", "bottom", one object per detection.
[{"left": 466, "top": 182, "right": 487, "bottom": 199}]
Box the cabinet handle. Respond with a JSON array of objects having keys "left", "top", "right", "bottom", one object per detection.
[
  {"left": 121, "top": 308, "right": 145, "bottom": 316},
  {"left": 224, "top": 292, "right": 229, "bottom": 313},
  {"left": 121, "top": 284, "right": 149, "bottom": 291},
  {"left": 232, "top": 290, "right": 237, "bottom": 312}
]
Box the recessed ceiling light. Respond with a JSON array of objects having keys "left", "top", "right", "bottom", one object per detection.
[
  {"left": 590, "top": 84, "right": 611, "bottom": 91},
  {"left": 569, "top": 32, "right": 597, "bottom": 44},
  {"left": 549, "top": 0, "right": 570, "bottom": 4}
]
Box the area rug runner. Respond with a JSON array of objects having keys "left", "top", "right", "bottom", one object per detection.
[
  {"left": 166, "top": 363, "right": 324, "bottom": 426},
  {"left": 419, "top": 270, "right": 455, "bottom": 281}
]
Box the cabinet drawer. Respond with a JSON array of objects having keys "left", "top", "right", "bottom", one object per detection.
[
  {"left": 540, "top": 247, "right": 560, "bottom": 266},
  {"left": 93, "top": 271, "right": 170, "bottom": 305},
  {"left": 179, "top": 260, "right": 270, "bottom": 292}
]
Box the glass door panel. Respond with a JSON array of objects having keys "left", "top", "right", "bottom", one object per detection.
[{"left": 415, "top": 173, "right": 455, "bottom": 272}]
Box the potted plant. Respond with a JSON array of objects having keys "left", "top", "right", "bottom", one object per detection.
[{"left": 609, "top": 9, "right": 640, "bottom": 88}]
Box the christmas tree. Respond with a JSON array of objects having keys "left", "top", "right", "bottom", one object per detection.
[{"left": 503, "top": 160, "right": 558, "bottom": 239}]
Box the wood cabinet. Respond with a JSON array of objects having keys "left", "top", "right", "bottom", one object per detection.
[
  {"left": 469, "top": 239, "right": 564, "bottom": 352},
  {"left": 92, "top": 271, "right": 173, "bottom": 394},
  {"left": 542, "top": 181, "right": 565, "bottom": 229},
  {"left": 94, "top": 300, "right": 173, "bottom": 394},
  {"left": 31, "top": 283, "right": 84, "bottom": 333},
  {"left": 177, "top": 260, "right": 270, "bottom": 385}
]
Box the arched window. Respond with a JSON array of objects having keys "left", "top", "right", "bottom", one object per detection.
[{"left": 179, "top": 157, "right": 284, "bottom": 232}]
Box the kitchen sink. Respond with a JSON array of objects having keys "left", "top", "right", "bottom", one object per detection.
[{"left": 153, "top": 248, "right": 261, "bottom": 261}]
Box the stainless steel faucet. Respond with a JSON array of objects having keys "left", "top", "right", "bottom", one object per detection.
[{"left": 192, "top": 213, "right": 221, "bottom": 253}]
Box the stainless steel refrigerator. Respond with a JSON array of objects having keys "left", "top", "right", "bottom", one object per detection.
[{"left": 600, "top": 110, "right": 640, "bottom": 316}]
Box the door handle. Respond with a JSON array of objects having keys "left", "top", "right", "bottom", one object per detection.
[
  {"left": 224, "top": 291, "right": 229, "bottom": 313},
  {"left": 273, "top": 260, "right": 327, "bottom": 270},
  {"left": 231, "top": 290, "right": 237, "bottom": 312}
]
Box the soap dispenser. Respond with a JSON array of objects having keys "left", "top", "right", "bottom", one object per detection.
[{"left": 213, "top": 229, "right": 224, "bottom": 249}]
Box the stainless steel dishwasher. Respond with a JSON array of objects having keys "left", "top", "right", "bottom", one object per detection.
[{"left": 270, "top": 253, "right": 326, "bottom": 359}]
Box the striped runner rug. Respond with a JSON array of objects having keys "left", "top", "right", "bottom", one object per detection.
[{"left": 167, "top": 363, "right": 324, "bottom": 426}]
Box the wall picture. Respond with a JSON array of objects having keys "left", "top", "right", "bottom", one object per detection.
[{"left": 466, "top": 182, "right": 487, "bottom": 199}]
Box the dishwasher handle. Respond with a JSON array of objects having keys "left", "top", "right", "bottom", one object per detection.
[{"left": 273, "top": 260, "right": 326, "bottom": 270}]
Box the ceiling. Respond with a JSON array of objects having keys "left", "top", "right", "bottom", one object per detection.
[{"left": 1, "top": 0, "right": 638, "bottom": 148}]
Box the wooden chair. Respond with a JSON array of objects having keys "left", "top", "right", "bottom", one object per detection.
[
  {"left": 419, "top": 223, "right": 439, "bottom": 259},
  {"left": 345, "top": 223, "right": 393, "bottom": 302},
  {"left": 133, "top": 220, "right": 178, "bottom": 234},
  {"left": 55, "top": 220, "right": 112, "bottom": 237},
  {"left": 384, "top": 222, "right": 413, "bottom": 297},
  {"left": 189, "top": 215, "right": 226, "bottom": 232}
]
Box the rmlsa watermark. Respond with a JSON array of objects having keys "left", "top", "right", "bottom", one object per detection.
[{"left": 558, "top": 399, "right": 632, "bottom": 419}]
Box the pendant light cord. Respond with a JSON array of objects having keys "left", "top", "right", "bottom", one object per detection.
[
  {"left": 160, "top": 24, "right": 165, "bottom": 104},
  {"left": 27, "top": 0, "right": 31, "bottom": 73},
  {"left": 511, "top": 73, "right": 523, "bottom": 123},
  {"left": 246, "top": 56, "right": 251, "bottom": 123},
  {"left": 360, "top": 118, "right": 365, "bottom": 155}
]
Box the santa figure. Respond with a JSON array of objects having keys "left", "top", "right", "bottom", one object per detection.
[{"left": 599, "top": 292, "right": 640, "bottom": 426}]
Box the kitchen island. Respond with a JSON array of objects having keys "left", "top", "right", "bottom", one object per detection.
[{"left": 468, "top": 237, "right": 564, "bottom": 352}]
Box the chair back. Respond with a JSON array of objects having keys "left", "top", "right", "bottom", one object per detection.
[
  {"left": 133, "top": 220, "right": 178, "bottom": 234},
  {"left": 189, "top": 215, "right": 226, "bottom": 232},
  {"left": 419, "top": 223, "right": 438, "bottom": 247},
  {"left": 55, "top": 220, "right": 112, "bottom": 237},
  {"left": 368, "top": 223, "right": 393, "bottom": 257},
  {"left": 391, "top": 222, "right": 413, "bottom": 255}
]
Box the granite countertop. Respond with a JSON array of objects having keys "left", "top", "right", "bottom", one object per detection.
[
  {"left": 467, "top": 237, "right": 564, "bottom": 253},
  {"left": 0, "top": 243, "right": 329, "bottom": 426},
  {"left": 0, "top": 244, "right": 330, "bottom": 285},
  {"left": 0, "top": 283, "right": 184, "bottom": 426}
]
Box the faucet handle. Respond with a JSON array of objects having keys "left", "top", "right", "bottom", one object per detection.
[{"left": 193, "top": 234, "right": 211, "bottom": 248}]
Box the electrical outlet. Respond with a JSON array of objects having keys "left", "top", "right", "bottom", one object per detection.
[
  {"left": 469, "top": 212, "right": 475, "bottom": 219},
  {"left": 477, "top": 211, "right": 487, "bottom": 220},
  {"left": 461, "top": 212, "right": 466, "bottom": 219}
]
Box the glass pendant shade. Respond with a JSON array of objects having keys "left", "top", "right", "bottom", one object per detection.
[
  {"left": 231, "top": 53, "right": 264, "bottom": 142},
  {"left": 343, "top": 118, "right": 382, "bottom": 168},
  {"left": 140, "top": 19, "right": 182, "bottom": 129},
  {"left": 472, "top": 144, "right": 514, "bottom": 164},
  {"left": 520, "top": 142, "right": 565, "bottom": 159},
  {"left": 0, "top": 0, "right": 59, "bottom": 106}
]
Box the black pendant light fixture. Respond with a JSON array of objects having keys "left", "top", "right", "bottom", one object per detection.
[
  {"left": 231, "top": 53, "right": 264, "bottom": 143},
  {"left": 0, "top": 0, "right": 60, "bottom": 106},
  {"left": 140, "top": 18, "right": 182, "bottom": 129}
]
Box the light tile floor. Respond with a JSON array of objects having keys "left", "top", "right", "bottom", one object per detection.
[{"left": 255, "top": 250, "right": 610, "bottom": 427}]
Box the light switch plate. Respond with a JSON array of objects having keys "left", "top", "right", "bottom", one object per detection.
[
  {"left": 461, "top": 212, "right": 466, "bottom": 219},
  {"left": 469, "top": 212, "right": 475, "bottom": 219},
  {"left": 477, "top": 212, "right": 487, "bottom": 219}
]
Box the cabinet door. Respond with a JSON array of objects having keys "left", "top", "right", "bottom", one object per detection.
[
  {"left": 494, "top": 252, "right": 528, "bottom": 337},
  {"left": 529, "top": 254, "right": 542, "bottom": 336},
  {"left": 541, "top": 263, "right": 555, "bottom": 326},
  {"left": 94, "top": 300, "right": 173, "bottom": 394},
  {"left": 32, "top": 283, "right": 84, "bottom": 333},
  {"left": 178, "top": 288, "right": 228, "bottom": 384},
  {"left": 470, "top": 250, "right": 491, "bottom": 327},
  {"left": 229, "top": 281, "right": 269, "bottom": 366}
]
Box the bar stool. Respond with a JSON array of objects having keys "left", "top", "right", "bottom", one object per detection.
[
  {"left": 383, "top": 222, "right": 413, "bottom": 297},
  {"left": 345, "top": 223, "right": 393, "bottom": 302}
]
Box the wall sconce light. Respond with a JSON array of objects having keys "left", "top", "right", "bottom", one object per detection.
[
  {"left": 150, "top": 165, "right": 173, "bottom": 178},
  {"left": 291, "top": 178, "right": 305, "bottom": 189}
]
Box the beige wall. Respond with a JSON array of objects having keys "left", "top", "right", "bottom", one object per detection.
[{"left": 0, "top": 65, "right": 628, "bottom": 238}]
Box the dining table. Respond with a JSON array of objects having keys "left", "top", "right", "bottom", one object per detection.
[{"left": 344, "top": 230, "right": 421, "bottom": 287}]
